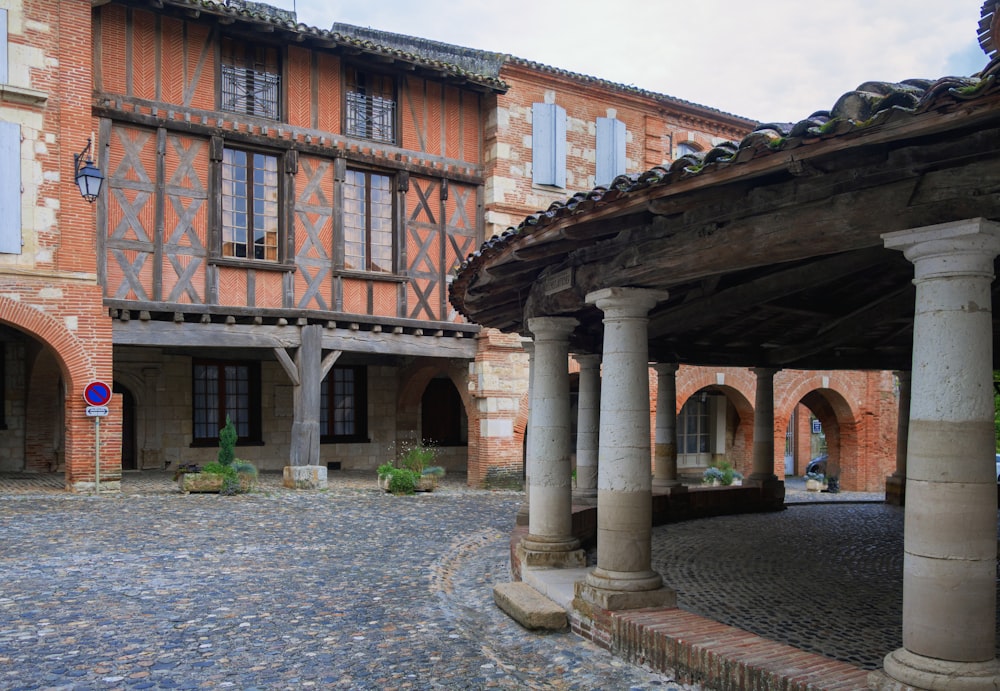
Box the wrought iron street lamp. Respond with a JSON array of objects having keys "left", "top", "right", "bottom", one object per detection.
[{"left": 73, "top": 137, "right": 103, "bottom": 203}]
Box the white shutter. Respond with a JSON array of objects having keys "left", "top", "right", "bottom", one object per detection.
[
  {"left": 596, "top": 117, "right": 626, "bottom": 186},
  {"left": 0, "top": 121, "right": 21, "bottom": 254},
  {"left": 0, "top": 10, "right": 7, "bottom": 84},
  {"left": 532, "top": 103, "right": 566, "bottom": 187}
]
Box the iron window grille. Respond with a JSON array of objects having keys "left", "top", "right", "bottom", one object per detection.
[
  {"left": 345, "top": 68, "right": 396, "bottom": 144},
  {"left": 221, "top": 63, "right": 281, "bottom": 120}
]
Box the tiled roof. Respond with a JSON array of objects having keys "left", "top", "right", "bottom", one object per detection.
[
  {"left": 504, "top": 56, "right": 756, "bottom": 127},
  {"left": 159, "top": 0, "right": 509, "bottom": 92},
  {"left": 981, "top": 0, "right": 999, "bottom": 59},
  {"left": 450, "top": 56, "right": 1000, "bottom": 319}
]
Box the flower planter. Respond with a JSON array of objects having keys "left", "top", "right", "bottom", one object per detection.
[
  {"left": 806, "top": 479, "right": 827, "bottom": 492},
  {"left": 180, "top": 472, "right": 225, "bottom": 493}
]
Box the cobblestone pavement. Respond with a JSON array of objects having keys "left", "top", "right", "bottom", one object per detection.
[
  {"left": 0, "top": 472, "right": 693, "bottom": 691},
  {"left": 651, "top": 500, "right": 1000, "bottom": 670}
]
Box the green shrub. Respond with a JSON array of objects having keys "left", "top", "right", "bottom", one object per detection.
[
  {"left": 386, "top": 468, "right": 420, "bottom": 495},
  {"left": 218, "top": 416, "right": 237, "bottom": 467}
]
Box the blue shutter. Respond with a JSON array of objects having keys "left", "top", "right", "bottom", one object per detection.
[
  {"left": 596, "top": 117, "right": 626, "bottom": 186},
  {"left": 0, "top": 10, "right": 7, "bottom": 84},
  {"left": 0, "top": 121, "right": 20, "bottom": 254},
  {"left": 532, "top": 103, "right": 566, "bottom": 187}
]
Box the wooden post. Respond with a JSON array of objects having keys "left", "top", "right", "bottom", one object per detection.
[{"left": 290, "top": 324, "right": 322, "bottom": 467}]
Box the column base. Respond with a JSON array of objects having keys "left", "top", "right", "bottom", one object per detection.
[
  {"left": 652, "top": 480, "right": 687, "bottom": 495},
  {"left": 516, "top": 535, "right": 586, "bottom": 568},
  {"left": 572, "top": 487, "right": 598, "bottom": 505},
  {"left": 885, "top": 474, "right": 906, "bottom": 506},
  {"left": 515, "top": 503, "right": 529, "bottom": 526},
  {"left": 575, "top": 568, "right": 676, "bottom": 610},
  {"left": 282, "top": 465, "right": 328, "bottom": 489},
  {"left": 744, "top": 474, "right": 785, "bottom": 508},
  {"left": 870, "top": 648, "right": 1000, "bottom": 691}
]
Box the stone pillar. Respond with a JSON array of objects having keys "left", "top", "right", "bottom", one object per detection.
[
  {"left": 652, "top": 363, "right": 684, "bottom": 491},
  {"left": 516, "top": 342, "right": 535, "bottom": 526},
  {"left": 572, "top": 353, "right": 601, "bottom": 504},
  {"left": 518, "top": 317, "right": 585, "bottom": 568},
  {"left": 576, "top": 287, "right": 675, "bottom": 611},
  {"left": 284, "top": 324, "right": 327, "bottom": 489},
  {"left": 884, "top": 371, "right": 910, "bottom": 506},
  {"left": 874, "top": 219, "right": 1000, "bottom": 690},
  {"left": 745, "top": 367, "right": 783, "bottom": 506}
]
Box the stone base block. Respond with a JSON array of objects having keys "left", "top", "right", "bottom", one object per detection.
[
  {"left": 516, "top": 541, "right": 586, "bottom": 569},
  {"left": 885, "top": 475, "right": 905, "bottom": 506},
  {"left": 493, "top": 582, "right": 567, "bottom": 630},
  {"left": 571, "top": 488, "right": 598, "bottom": 505},
  {"left": 283, "top": 465, "right": 328, "bottom": 490},
  {"left": 574, "top": 580, "right": 676, "bottom": 611},
  {"left": 871, "top": 648, "right": 1000, "bottom": 691},
  {"left": 70, "top": 480, "right": 122, "bottom": 494}
]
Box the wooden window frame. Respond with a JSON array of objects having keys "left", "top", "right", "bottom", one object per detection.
[
  {"left": 191, "top": 360, "right": 262, "bottom": 446},
  {"left": 219, "top": 144, "right": 283, "bottom": 265},
  {"left": 219, "top": 37, "right": 281, "bottom": 120},
  {"left": 320, "top": 365, "right": 368, "bottom": 443},
  {"left": 343, "top": 66, "right": 397, "bottom": 145},
  {"left": 343, "top": 167, "right": 395, "bottom": 274}
]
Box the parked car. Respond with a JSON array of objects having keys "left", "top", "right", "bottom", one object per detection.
[
  {"left": 995, "top": 454, "right": 1000, "bottom": 484},
  {"left": 805, "top": 454, "right": 827, "bottom": 476}
]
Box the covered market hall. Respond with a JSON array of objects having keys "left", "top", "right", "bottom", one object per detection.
[{"left": 450, "top": 15, "right": 1000, "bottom": 690}]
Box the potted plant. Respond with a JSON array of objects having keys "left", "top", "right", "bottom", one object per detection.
[
  {"left": 378, "top": 442, "right": 444, "bottom": 494},
  {"left": 180, "top": 416, "right": 257, "bottom": 494},
  {"left": 702, "top": 460, "right": 743, "bottom": 486}
]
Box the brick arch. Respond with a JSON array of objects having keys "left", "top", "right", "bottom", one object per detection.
[
  {"left": 776, "top": 373, "right": 862, "bottom": 490},
  {"left": 0, "top": 296, "right": 97, "bottom": 397},
  {"left": 678, "top": 379, "right": 756, "bottom": 476},
  {"left": 0, "top": 296, "right": 107, "bottom": 489},
  {"left": 396, "top": 360, "right": 472, "bottom": 465}
]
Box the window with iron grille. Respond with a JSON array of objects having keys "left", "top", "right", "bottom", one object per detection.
[
  {"left": 192, "top": 361, "right": 261, "bottom": 444},
  {"left": 220, "top": 38, "right": 280, "bottom": 120},
  {"left": 321, "top": 366, "right": 368, "bottom": 442},
  {"left": 221, "top": 147, "right": 280, "bottom": 262},
  {"left": 344, "top": 67, "right": 396, "bottom": 144},
  {"left": 343, "top": 168, "right": 393, "bottom": 273}
]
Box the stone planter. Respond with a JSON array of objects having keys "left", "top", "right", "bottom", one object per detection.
[
  {"left": 180, "top": 472, "right": 224, "bottom": 493},
  {"left": 806, "top": 479, "right": 828, "bottom": 492}
]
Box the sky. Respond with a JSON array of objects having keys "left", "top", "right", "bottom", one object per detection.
[{"left": 264, "top": 0, "right": 991, "bottom": 124}]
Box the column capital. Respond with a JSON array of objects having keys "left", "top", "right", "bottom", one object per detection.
[
  {"left": 572, "top": 352, "right": 601, "bottom": 369},
  {"left": 526, "top": 316, "right": 578, "bottom": 340},
  {"left": 585, "top": 287, "right": 668, "bottom": 316},
  {"left": 653, "top": 362, "right": 679, "bottom": 375},
  {"left": 883, "top": 218, "right": 1000, "bottom": 280},
  {"left": 751, "top": 366, "right": 779, "bottom": 378}
]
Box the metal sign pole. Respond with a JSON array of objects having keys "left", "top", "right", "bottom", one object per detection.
[{"left": 95, "top": 416, "right": 100, "bottom": 495}]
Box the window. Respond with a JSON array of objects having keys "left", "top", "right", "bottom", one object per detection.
[
  {"left": 676, "top": 141, "right": 700, "bottom": 158},
  {"left": 220, "top": 38, "right": 281, "bottom": 120},
  {"left": 344, "top": 67, "right": 396, "bottom": 144},
  {"left": 343, "top": 168, "right": 393, "bottom": 273},
  {"left": 321, "top": 366, "right": 368, "bottom": 442},
  {"left": 595, "top": 117, "right": 626, "bottom": 186},
  {"left": 0, "top": 120, "right": 20, "bottom": 254},
  {"left": 192, "top": 361, "right": 261, "bottom": 444},
  {"left": 532, "top": 102, "right": 566, "bottom": 187},
  {"left": 421, "top": 377, "right": 467, "bottom": 446},
  {"left": 221, "top": 147, "right": 279, "bottom": 262},
  {"left": 678, "top": 395, "right": 710, "bottom": 455}
]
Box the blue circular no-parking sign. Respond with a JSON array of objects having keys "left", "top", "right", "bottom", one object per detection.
[{"left": 84, "top": 381, "right": 112, "bottom": 407}]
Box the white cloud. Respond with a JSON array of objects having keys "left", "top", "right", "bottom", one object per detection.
[{"left": 277, "top": 0, "right": 988, "bottom": 123}]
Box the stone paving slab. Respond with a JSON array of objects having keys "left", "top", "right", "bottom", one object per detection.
[{"left": 0, "top": 473, "right": 693, "bottom": 690}]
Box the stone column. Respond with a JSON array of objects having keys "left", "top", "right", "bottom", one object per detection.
[
  {"left": 652, "top": 363, "right": 684, "bottom": 491},
  {"left": 518, "top": 317, "right": 585, "bottom": 568},
  {"left": 745, "top": 367, "right": 783, "bottom": 507},
  {"left": 572, "top": 353, "right": 601, "bottom": 504},
  {"left": 577, "top": 288, "right": 674, "bottom": 611},
  {"left": 875, "top": 219, "right": 1000, "bottom": 690},
  {"left": 516, "top": 342, "right": 535, "bottom": 526},
  {"left": 884, "top": 371, "right": 910, "bottom": 506}
]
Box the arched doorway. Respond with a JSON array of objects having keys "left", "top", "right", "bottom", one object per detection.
[{"left": 114, "top": 383, "right": 136, "bottom": 471}]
